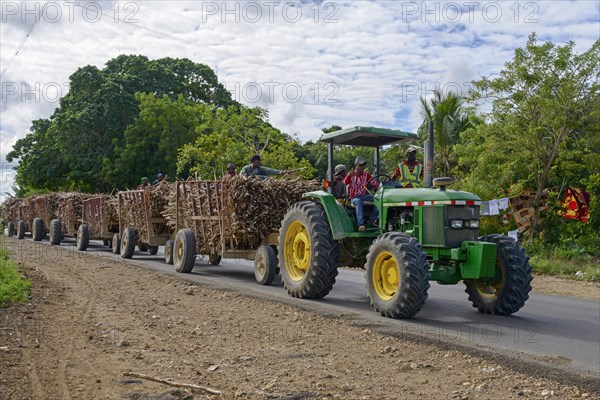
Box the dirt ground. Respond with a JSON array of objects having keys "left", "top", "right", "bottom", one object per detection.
[
  {"left": 0, "top": 237, "right": 598, "bottom": 400},
  {"left": 531, "top": 275, "right": 600, "bottom": 301}
]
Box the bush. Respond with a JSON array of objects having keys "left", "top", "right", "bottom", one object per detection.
[{"left": 0, "top": 248, "right": 31, "bottom": 307}]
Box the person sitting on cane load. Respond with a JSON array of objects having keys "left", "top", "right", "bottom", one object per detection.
[
  {"left": 331, "top": 164, "right": 347, "bottom": 198},
  {"left": 224, "top": 163, "right": 237, "bottom": 178},
  {"left": 392, "top": 146, "right": 423, "bottom": 188},
  {"left": 240, "top": 154, "right": 290, "bottom": 178},
  {"left": 137, "top": 177, "right": 150, "bottom": 190},
  {"left": 152, "top": 172, "right": 165, "bottom": 186},
  {"left": 344, "top": 157, "right": 379, "bottom": 232}
]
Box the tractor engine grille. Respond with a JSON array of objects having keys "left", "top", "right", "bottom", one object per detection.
[
  {"left": 421, "top": 205, "right": 480, "bottom": 247},
  {"left": 422, "top": 206, "right": 445, "bottom": 246}
]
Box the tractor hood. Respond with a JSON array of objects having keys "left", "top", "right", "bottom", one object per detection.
[{"left": 380, "top": 188, "right": 481, "bottom": 205}]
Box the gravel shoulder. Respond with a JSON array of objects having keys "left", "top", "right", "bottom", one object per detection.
[
  {"left": 0, "top": 237, "right": 598, "bottom": 400},
  {"left": 531, "top": 275, "right": 600, "bottom": 301}
]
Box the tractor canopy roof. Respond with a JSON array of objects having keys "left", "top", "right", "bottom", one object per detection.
[{"left": 319, "top": 126, "right": 417, "bottom": 147}]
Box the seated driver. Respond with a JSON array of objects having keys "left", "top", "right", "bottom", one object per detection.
[
  {"left": 392, "top": 146, "right": 423, "bottom": 188},
  {"left": 344, "top": 157, "right": 379, "bottom": 232}
]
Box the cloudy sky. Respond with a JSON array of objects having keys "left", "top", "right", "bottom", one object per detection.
[{"left": 1, "top": 0, "right": 599, "bottom": 199}]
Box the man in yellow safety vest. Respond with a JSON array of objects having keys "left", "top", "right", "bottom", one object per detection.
[{"left": 392, "top": 146, "right": 423, "bottom": 188}]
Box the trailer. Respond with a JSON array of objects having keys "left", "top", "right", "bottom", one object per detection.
[
  {"left": 29, "top": 195, "right": 59, "bottom": 242},
  {"left": 48, "top": 194, "right": 86, "bottom": 247},
  {"left": 170, "top": 180, "right": 279, "bottom": 285},
  {"left": 2, "top": 199, "right": 30, "bottom": 239},
  {"left": 77, "top": 196, "right": 121, "bottom": 252},
  {"left": 117, "top": 189, "right": 171, "bottom": 259}
]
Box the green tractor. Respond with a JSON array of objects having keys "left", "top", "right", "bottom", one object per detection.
[{"left": 278, "top": 127, "right": 532, "bottom": 318}]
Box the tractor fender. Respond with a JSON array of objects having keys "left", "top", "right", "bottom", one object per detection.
[{"left": 301, "top": 191, "right": 355, "bottom": 240}]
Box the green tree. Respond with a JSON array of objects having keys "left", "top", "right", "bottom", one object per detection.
[
  {"left": 419, "top": 89, "right": 472, "bottom": 176},
  {"left": 177, "top": 106, "right": 314, "bottom": 179},
  {"left": 468, "top": 34, "right": 600, "bottom": 237}
]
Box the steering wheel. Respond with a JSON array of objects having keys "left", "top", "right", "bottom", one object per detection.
[{"left": 366, "top": 174, "right": 392, "bottom": 195}]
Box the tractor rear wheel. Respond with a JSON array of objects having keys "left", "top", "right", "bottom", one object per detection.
[
  {"left": 112, "top": 233, "right": 121, "bottom": 254},
  {"left": 17, "top": 220, "right": 25, "bottom": 239},
  {"left": 164, "top": 240, "right": 174, "bottom": 265},
  {"left": 174, "top": 229, "right": 196, "bottom": 273},
  {"left": 77, "top": 224, "right": 89, "bottom": 251},
  {"left": 120, "top": 227, "right": 137, "bottom": 259},
  {"left": 365, "top": 232, "right": 430, "bottom": 319},
  {"left": 7, "top": 222, "right": 14, "bottom": 237},
  {"left": 254, "top": 245, "right": 277, "bottom": 285},
  {"left": 279, "top": 201, "right": 339, "bottom": 299},
  {"left": 32, "top": 218, "right": 44, "bottom": 241},
  {"left": 49, "top": 219, "right": 61, "bottom": 245},
  {"left": 464, "top": 234, "right": 532, "bottom": 315},
  {"left": 148, "top": 246, "right": 159, "bottom": 255}
]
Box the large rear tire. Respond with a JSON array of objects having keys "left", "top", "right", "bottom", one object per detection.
[
  {"left": 112, "top": 233, "right": 121, "bottom": 254},
  {"left": 254, "top": 245, "right": 277, "bottom": 285},
  {"left": 464, "top": 234, "right": 532, "bottom": 315},
  {"left": 120, "top": 227, "right": 137, "bottom": 259},
  {"left": 32, "top": 218, "right": 44, "bottom": 241},
  {"left": 7, "top": 222, "right": 14, "bottom": 237},
  {"left": 17, "top": 220, "right": 25, "bottom": 239},
  {"left": 49, "top": 219, "right": 62, "bottom": 245},
  {"left": 366, "top": 232, "right": 430, "bottom": 319},
  {"left": 278, "top": 201, "right": 339, "bottom": 299},
  {"left": 164, "top": 240, "right": 174, "bottom": 265},
  {"left": 77, "top": 224, "right": 89, "bottom": 251},
  {"left": 174, "top": 229, "right": 196, "bottom": 273}
]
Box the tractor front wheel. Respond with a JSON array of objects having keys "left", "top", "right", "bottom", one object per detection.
[
  {"left": 464, "top": 234, "right": 532, "bottom": 315},
  {"left": 365, "top": 232, "right": 430, "bottom": 319},
  {"left": 279, "top": 201, "right": 339, "bottom": 299}
]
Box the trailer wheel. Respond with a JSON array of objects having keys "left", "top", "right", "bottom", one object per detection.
[
  {"left": 102, "top": 239, "right": 109, "bottom": 246},
  {"left": 77, "top": 224, "right": 90, "bottom": 251},
  {"left": 174, "top": 229, "right": 196, "bottom": 273},
  {"left": 138, "top": 244, "right": 149, "bottom": 252},
  {"left": 279, "top": 201, "right": 340, "bottom": 299},
  {"left": 464, "top": 234, "right": 532, "bottom": 315},
  {"left": 17, "top": 220, "right": 25, "bottom": 239},
  {"left": 366, "top": 232, "right": 430, "bottom": 319},
  {"left": 120, "top": 227, "right": 137, "bottom": 259},
  {"left": 148, "top": 246, "right": 159, "bottom": 255},
  {"left": 6, "top": 222, "right": 14, "bottom": 237},
  {"left": 255, "top": 245, "right": 277, "bottom": 285},
  {"left": 209, "top": 254, "right": 221, "bottom": 265},
  {"left": 164, "top": 240, "right": 174, "bottom": 265},
  {"left": 112, "top": 233, "right": 121, "bottom": 254},
  {"left": 32, "top": 218, "right": 44, "bottom": 241},
  {"left": 49, "top": 219, "right": 62, "bottom": 245}
]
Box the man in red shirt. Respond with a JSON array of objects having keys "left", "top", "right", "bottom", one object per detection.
[{"left": 344, "top": 157, "right": 379, "bottom": 232}]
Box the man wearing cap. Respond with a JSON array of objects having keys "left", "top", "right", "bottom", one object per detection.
[
  {"left": 137, "top": 177, "right": 151, "bottom": 190},
  {"left": 240, "top": 155, "right": 288, "bottom": 178},
  {"left": 392, "top": 146, "right": 423, "bottom": 188},
  {"left": 331, "top": 164, "right": 347, "bottom": 198},
  {"left": 344, "top": 157, "right": 379, "bottom": 232},
  {"left": 224, "top": 163, "right": 237, "bottom": 178},
  {"left": 152, "top": 172, "right": 165, "bottom": 186}
]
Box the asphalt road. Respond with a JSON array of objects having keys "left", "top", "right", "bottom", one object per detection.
[{"left": 8, "top": 236, "right": 600, "bottom": 378}]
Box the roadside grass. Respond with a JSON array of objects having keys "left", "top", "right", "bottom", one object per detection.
[
  {"left": 526, "top": 239, "right": 600, "bottom": 281},
  {"left": 0, "top": 247, "right": 31, "bottom": 307}
]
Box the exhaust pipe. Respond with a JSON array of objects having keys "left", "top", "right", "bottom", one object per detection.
[{"left": 423, "top": 119, "right": 434, "bottom": 188}]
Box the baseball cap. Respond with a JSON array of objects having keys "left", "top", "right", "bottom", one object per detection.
[
  {"left": 227, "top": 163, "right": 235, "bottom": 169},
  {"left": 251, "top": 154, "right": 261, "bottom": 162},
  {"left": 157, "top": 172, "right": 165, "bottom": 177},
  {"left": 406, "top": 146, "right": 418, "bottom": 154},
  {"left": 355, "top": 156, "right": 367, "bottom": 166},
  {"left": 334, "top": 164, "right": 346, "bottom": 176}
]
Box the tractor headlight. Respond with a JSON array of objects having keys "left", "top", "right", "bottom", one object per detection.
[
  {"left": 469, "top": 220, "right": 480, "bottom": 229},
  {"left": 450, "top": 219, "right": 463, "bottom": 229}
]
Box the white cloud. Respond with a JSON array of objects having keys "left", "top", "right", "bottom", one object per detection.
[{"left": 1, "top": 0, "right": 598, "bottom": 199}]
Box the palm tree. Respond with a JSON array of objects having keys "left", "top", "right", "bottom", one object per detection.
[{"left": 420, "top": 89, "right": 471, "bottom": 176}]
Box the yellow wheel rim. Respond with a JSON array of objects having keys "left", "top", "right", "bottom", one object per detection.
[
  {"left": 256, "top": 252, "right": 266, "bottom": 277},
  {"left": 372, "top": 251, "right": 399, "bottom": 301},
  {"left": 284, "top": 221, "right": 311, "bottom": 282},
  {"left": 176, "top": 239, "right": 184, "bottom": 260},
  {"left": 474, "top": 260, "right": 505, "bottom": 299}
]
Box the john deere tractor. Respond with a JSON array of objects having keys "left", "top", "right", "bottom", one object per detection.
[{"left": 278, "top": 126, "right": 532, "bottom": 318}]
